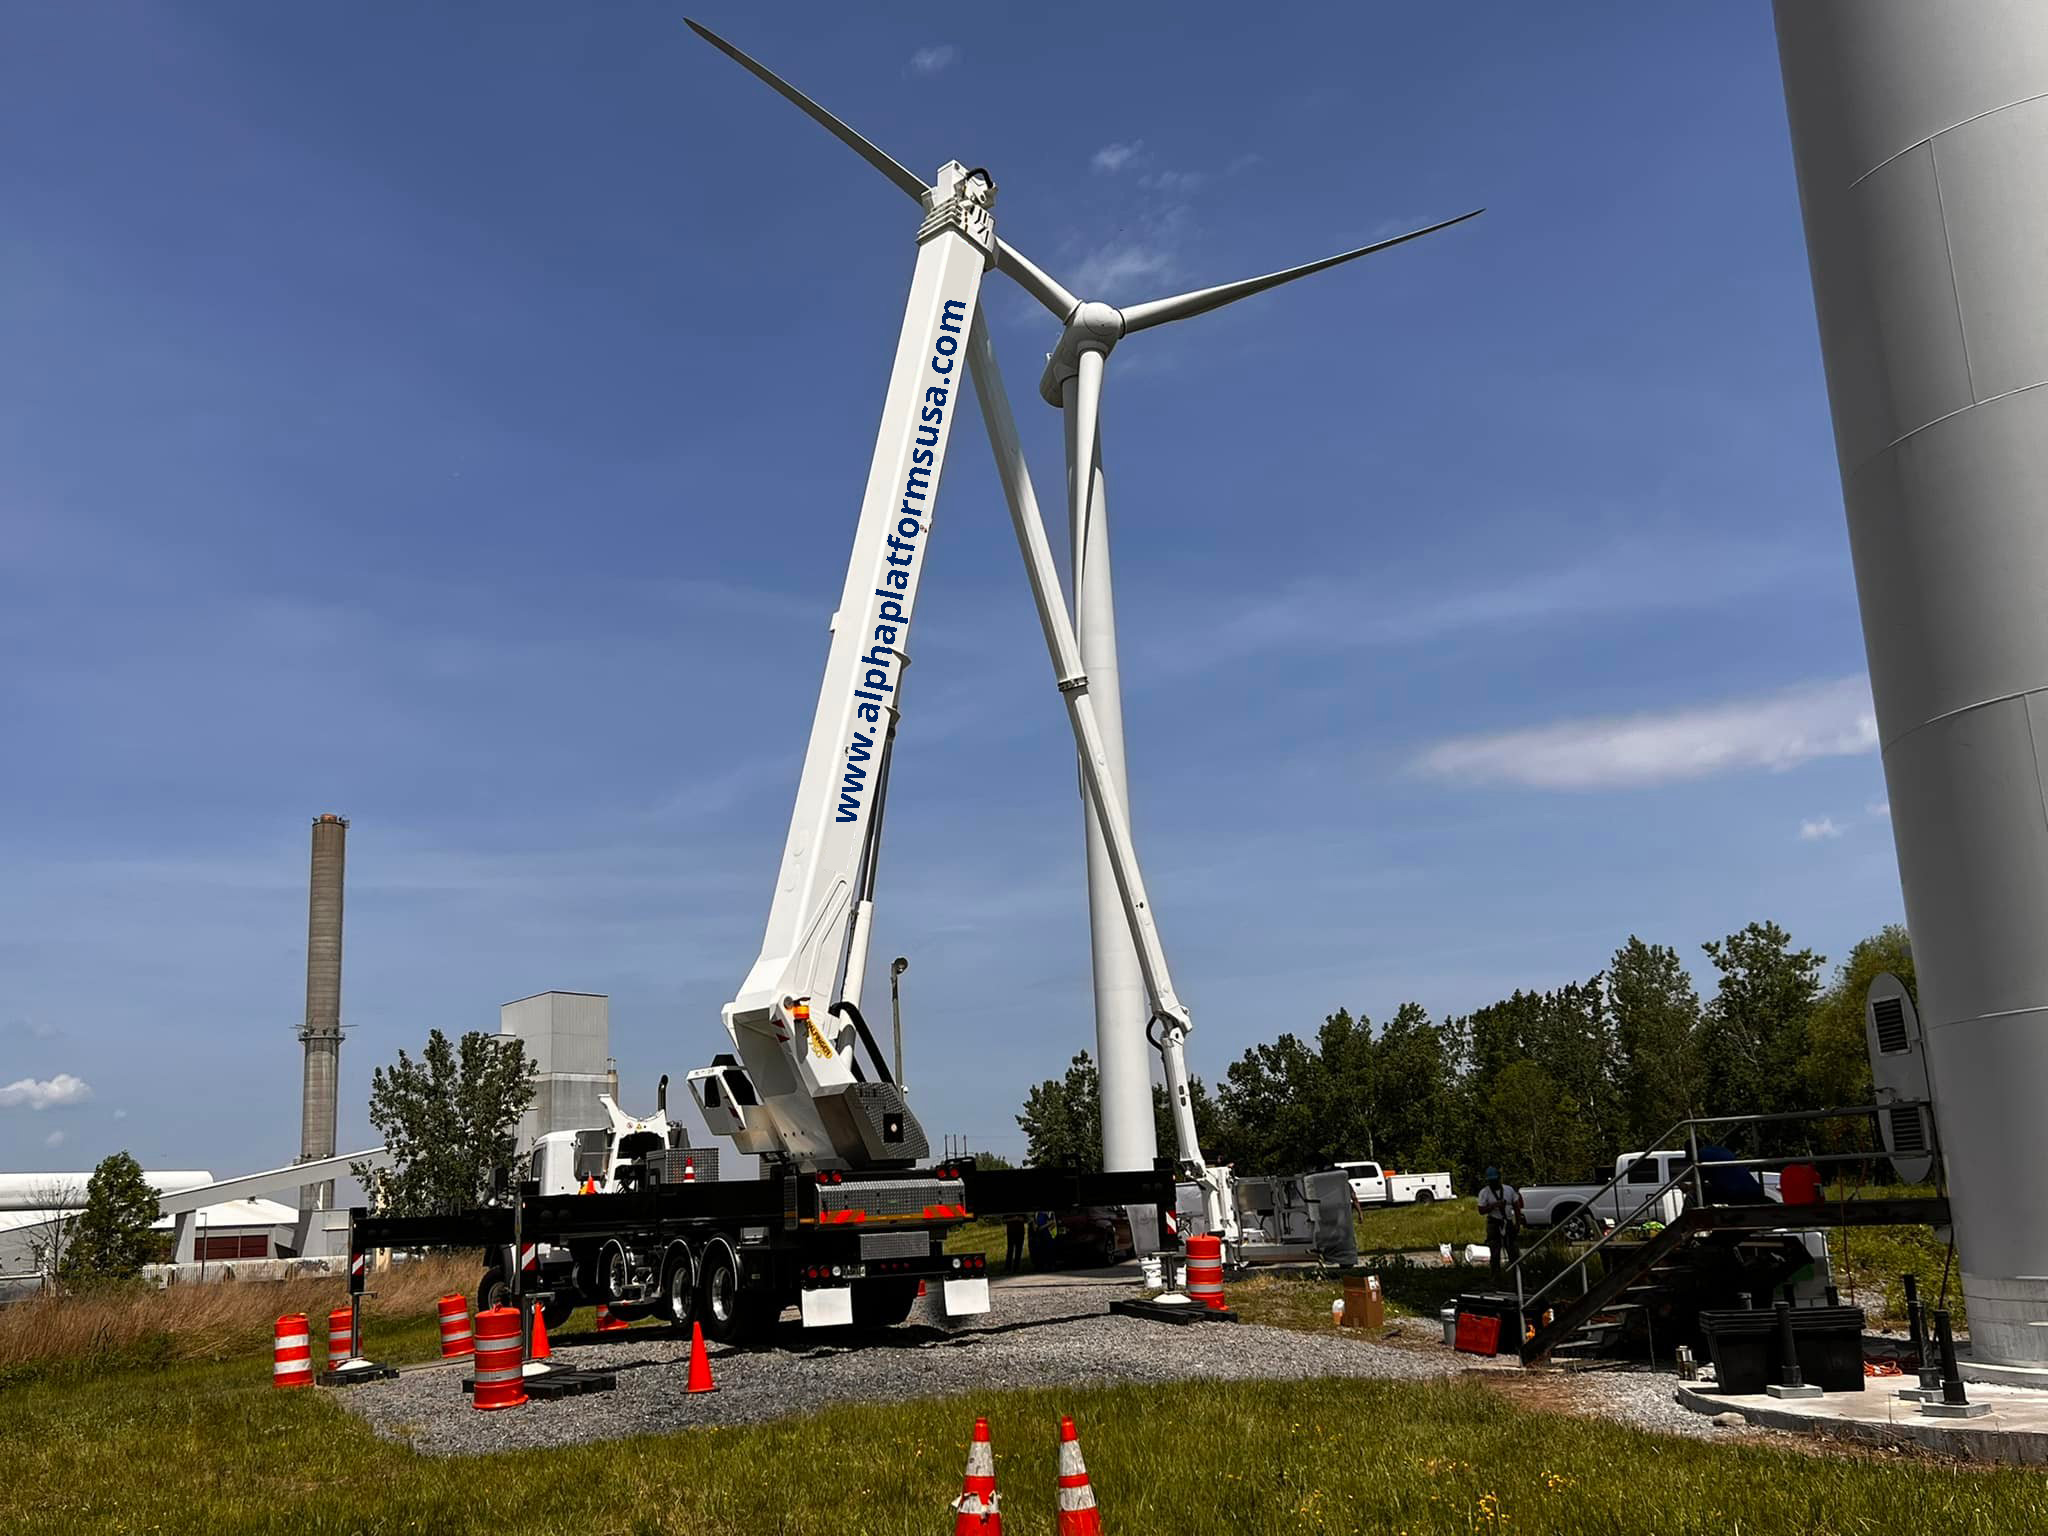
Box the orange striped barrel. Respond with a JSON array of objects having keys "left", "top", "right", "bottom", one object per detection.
[
  {"left": 471, "top": 1306, "right": 528, "bottom": 1412},
  {"left": 272, "top": 1313, "right": 313, "bottom": 1389},
  {"left": 1186, "top": 1234, "right": 1227, "bottom": 1311},
  {"left": 437, "top": 1294, "right": 475, "bottom": 1358},
  {"left": 326, "top": 1306, "right": 354, "bottom": 1371}
]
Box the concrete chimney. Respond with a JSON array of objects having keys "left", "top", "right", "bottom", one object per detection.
[{"left": 299, "top": 813, "right": 347, "bottom": 1212}]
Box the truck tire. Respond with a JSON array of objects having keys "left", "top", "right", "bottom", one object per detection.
[
  {"left": 851, "top": 1277, "right": 920, "bottom": 1330},
  {"left": 662, "top": 1244, "right": 696, "bottom": 1328},
  {"left": 1555, "top": 1205, "right": 1595, "bottom": 1241},
  {"left": 477, "top": 1266, "right": 512, "bottom": 1315},
  {"left": 696, "top": 1239, "right": 775, "bottom": 1346},
  {"left": 478, "top": 1266, "right": 573, "bottom": 1329},
  {"left": 1414, "top": 1189, "right": 1437, "bottom": 1204}
]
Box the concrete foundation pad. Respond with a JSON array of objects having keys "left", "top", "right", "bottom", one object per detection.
[
  {"left": 1677, "top": 1381, "right": 2048, "bottom": 1464},
  {"left": 1767, "top": 1382, "right": 1825, "bottom": 1399},
  {"left": 1960, "top": 1352, "right": 2048, "bottom": 1390},
  {"left": 1922, "top": 1399, "right": 1994, "bottom": 1419}
]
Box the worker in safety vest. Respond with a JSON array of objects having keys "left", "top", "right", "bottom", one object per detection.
[{"left": 1476, "top": 1167, "right": 1524, "bottom": 1278}]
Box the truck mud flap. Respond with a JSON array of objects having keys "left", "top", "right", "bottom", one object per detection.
[
  {"left": 942, "top": 1276, "right": 990, "bottom": 1317},
  {"left": 800, "top": 1286, "right": 855, "bottom": 1328}
]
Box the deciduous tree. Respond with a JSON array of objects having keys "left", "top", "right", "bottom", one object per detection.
[
  {"left": 59, "top": 1152, "right": 160, "bottom": 1287},
  {"left": 1611, "top": 936, "right": 1705, "bottom": 1145},
  {"left": 1017, "top": 1051, "right": 1102, "bottom": 1170},
  {"left": 1699, "top": 921, "right": 1822, "bottom": 1130},
  {"left": 354, "top": 1030, "right": 536, "bottom": 1217},
  {"left": 1803, "top": 925, "right": 1913, "bottom": 1108}
]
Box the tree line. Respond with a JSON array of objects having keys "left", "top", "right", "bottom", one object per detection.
[{"left": 1017, "top": 922, "right": 1913, "bottom": 1188}]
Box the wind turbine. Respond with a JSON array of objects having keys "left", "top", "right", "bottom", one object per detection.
[
  {"left": 1022, "top": 219, "right": 1479, "bottom": 1184},
  {"left": 685, "top": 19, "right": 1480, "bottom": 1192}
]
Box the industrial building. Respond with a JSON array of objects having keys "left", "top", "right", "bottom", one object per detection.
[{"left": 500, "top": 990, "right": 617, "bottom": 1149}]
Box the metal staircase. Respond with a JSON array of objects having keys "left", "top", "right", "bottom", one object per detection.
[{"left": 1506, "top": 1105, "right": 1949, "bottom": 1366}]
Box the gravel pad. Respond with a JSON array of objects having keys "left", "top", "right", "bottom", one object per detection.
[{"left": 339, "top": 1279, "right": 1460, "bottom": 1457}]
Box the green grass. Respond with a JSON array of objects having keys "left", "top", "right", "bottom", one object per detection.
[
  {"left": 1353, "top": 1195, "right": 1487, "bottom": 1252},
  {"left": 4, "top": 1346, "right": 2044, "bottom": 1534}
]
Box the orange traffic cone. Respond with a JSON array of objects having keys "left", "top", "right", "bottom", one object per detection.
[
  {"left": 952, "top": 1416, "right": 1001, "bottom": 1533},
  {"left": 529, "top": 1308, "right": 552, "bottom": 1361},
  {"left": 917, "top": 1280, "right": 928, "bottom": 1298},
  {"left": 686, "top": 1321, "right": 717, "bottom": 1394},
  {"left": 596, "top": 1302, "right": 629, "bottom": 1333},
  {"left": 1055, "top": 1416, "right": 1103, "bottom": 1536}
]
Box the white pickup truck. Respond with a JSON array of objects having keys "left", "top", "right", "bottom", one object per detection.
[
  {"left": 1520, "top": 1150, "right": 1782, "bottom": 1236},
  {"left": 1334, "top": 1160, "right": 1454, "bottom": 1207}
]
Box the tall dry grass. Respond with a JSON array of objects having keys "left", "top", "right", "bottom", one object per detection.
[{"left": 0, "top": 1253, "right": 477, "bottom": 1379}]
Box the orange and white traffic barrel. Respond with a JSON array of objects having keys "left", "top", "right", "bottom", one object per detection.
[
  {"left": 437, "top": 1294, "right": 475, "bottom": 1358},
  {"left": 1186, "top": 1234, "right": 1227, "bottom": 1311},
  {"left": 273, "top": 1313, "right": 313, "bottom": 1390},
  {"left": 471, "top": 1306, "right": 528, "bottom": 1412},
  {"left": 326, "top": 1306, "right": 354, "bottom": 1371}
]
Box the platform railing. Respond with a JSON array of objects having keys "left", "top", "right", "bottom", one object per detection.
[{"left": 1508, "top": 1101, "right": 1940, "bottom": 1333}]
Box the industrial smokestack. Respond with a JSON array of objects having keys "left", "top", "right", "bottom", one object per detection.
[{"left": 299, "top": 813, "right": 347, "bottom": 1213}]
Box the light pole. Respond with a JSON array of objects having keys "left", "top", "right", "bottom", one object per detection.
[{"left": 889, "top": 956, "right": 909, "bottom": 1088}]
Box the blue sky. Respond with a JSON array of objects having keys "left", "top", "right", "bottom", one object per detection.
[{"left": 0, "top": 4, "right": 1898, "bottom": 1178}]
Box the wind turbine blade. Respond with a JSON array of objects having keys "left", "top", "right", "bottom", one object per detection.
[
  {"left": 997, "top": 238, "right": 1080, "bottom": 321},
  {"left": 1065, "top": 350, "right": 1105, "bottom": 599},
  {"left": 684, "top": 19, "right": 927, "bottom": 202},
  {"left": 1117, "top": 208, "right": 1484, "bottom": 334}
]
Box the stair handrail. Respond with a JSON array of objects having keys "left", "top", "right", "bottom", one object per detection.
[{"left": 1507, "top": 1100, "right": 1941, "bottom": 1327}]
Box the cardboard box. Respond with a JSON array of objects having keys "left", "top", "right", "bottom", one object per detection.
[{"left": 1341, "top": 1275, "right": 1385, "bottom": 1330}]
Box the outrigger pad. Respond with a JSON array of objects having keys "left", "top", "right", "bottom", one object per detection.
[
  {"left": 1110, "top": 1297, "right": 1238, "bottom": 1325},
  {"left": 318, "top": 1363, "right": 399, "bottom": 1387}
]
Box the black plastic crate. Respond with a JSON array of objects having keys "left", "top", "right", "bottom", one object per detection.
[{"left": 1700, "top": 1309, "right": 1775, "bottom": 1394}]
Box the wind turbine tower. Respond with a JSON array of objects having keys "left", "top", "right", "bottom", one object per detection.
[{"left": 1776, "top": 0, "right": 2048, "bottom": 1371}]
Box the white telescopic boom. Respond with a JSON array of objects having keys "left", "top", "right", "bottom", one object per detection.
[
  {"left": 964, "top": 317, "right": 1230, "bottom": 1238},
  {"left": 714, "top": 164, "right": 999, "bottom": 1167}
]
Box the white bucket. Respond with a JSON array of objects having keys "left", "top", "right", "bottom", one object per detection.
[
  {"left": 1464, "top": 1243, "right": 1491, "bottom": 1266},
  {"left": 1440, "top": 1306, "right": 1458, "bottom": 1345}
]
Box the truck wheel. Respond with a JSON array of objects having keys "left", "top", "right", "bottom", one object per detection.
[
  {"left": 1414, "top": 1189, "right": 1436, "bottom": 1204},
  {"left": 1556, "top": 1206, "right": 1595, "bottom": 1241},
  {"left": 663, "top": 1245, "right": 696, "bottom": 1328},
  {"left": 477, "top": 1266, "right": 512, "bottom": 1315},
  {"left": 696, "top": 1241, "right": 765, "bottom": 1346},
  {"left": 851, "top": 1277, "right": 920, "bottom": 1330}
]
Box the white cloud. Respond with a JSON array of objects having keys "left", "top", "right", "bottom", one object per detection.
[
  {"left": 1412, "top": 676, "right": 1878, "bottom": 791},
  {"left": 1799, "top": 816, "right": 1846, "bottom": 841},
  {"left": 1091, "top": 140, "right": 1144, "bottom": 174},
  {"left": 1868, "top": 800, "right": 1891, "bottom": 819},
  {"left": 0, "top": 1073, "right": 93, "bottom": 1111},
  {"left": 112, "top": 1108, "right": 128, "bottom": 1121},
  {"left": 1157, "top": 535, "right": 1822, "bottom": 678},
  {"left": 1070, "top": 241, "right": 1172, "bottom": 297},
  {"left": 907, "top": 44, "right": 958, "bottom": 76},
  {"left": 44, "top": 1129, "right": 65, "bottom": 1149}
]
